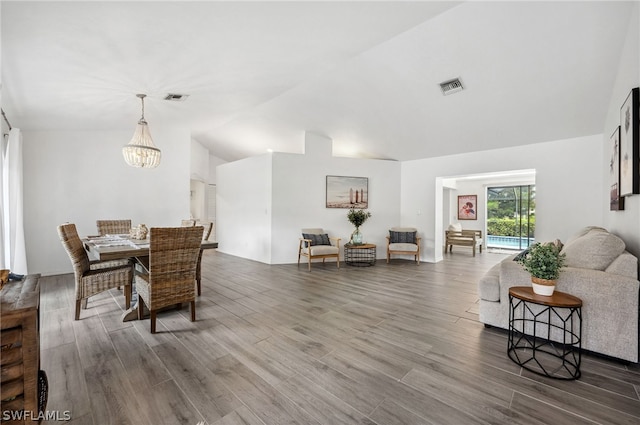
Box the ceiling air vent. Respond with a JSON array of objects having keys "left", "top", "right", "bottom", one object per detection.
[
  {"left": 164, "top": 93, "right": 189, "bottom": 101},
  {"left": 439, "top": 78, "right": 464, "bottom": 96}
]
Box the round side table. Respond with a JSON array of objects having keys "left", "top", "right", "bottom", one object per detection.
[
  {"left": 508, "top": 286, "right": 582, "bottom": 380},
  {"left": 344, "top": 243, "right": 376, "bottom": 267}
]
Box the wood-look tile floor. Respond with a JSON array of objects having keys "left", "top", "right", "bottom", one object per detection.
[{"left": 39, "top": 250, "right": 640, "bottom": 425}]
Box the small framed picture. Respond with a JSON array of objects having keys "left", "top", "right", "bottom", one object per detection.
[
  {"left": 620, "top": 87, "right": 639, "bottom": 196},
  {"left": 609, "top": 126, "right": 624, "bottom": 210},
  {"left": 458, "top": 195, "right": 477, "bottom": 220}
]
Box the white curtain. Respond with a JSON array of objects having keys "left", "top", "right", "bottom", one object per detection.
[{"left": 1, "top": 128, "right": 28, "bottom": 274}]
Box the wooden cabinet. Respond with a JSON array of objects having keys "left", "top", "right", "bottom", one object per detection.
[{"left": 1, "top": 274, "right": 44, "bottom": 423}]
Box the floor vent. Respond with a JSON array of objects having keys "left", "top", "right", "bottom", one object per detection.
[
  {"left": 164, "top": 93, "right": 189, "bottom": 101},
  {"left": 439, "top": 78, "right": 464, "bottom": 96}
]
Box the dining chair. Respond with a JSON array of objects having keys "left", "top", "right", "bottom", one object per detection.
[
  {"left": 181, "top": 219, "right": 196, "bottom": 227},
  {"left": 135, "top": 226, "right": 202, "bottom": 333},
  {"left": 94, "top": 220, "right": 134, "bottom": 290},
  {"left": 96, "top": 219, "right": 132, "bottom": 236},
  {"left": 194, "top": 221, "right": 214, "bottom": 296},
  {"left": 195, "top": 221, "right": 214, "bottom": 241},
  {"left": 57, "top": 223, "right": 133, "bottom": 320}
]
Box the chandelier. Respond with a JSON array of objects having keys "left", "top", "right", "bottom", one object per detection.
[{"left": 122, "top": 94, "right": 161, "bottom": 168}]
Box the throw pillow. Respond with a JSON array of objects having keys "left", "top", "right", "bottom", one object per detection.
[
  {"left": 541, "top": 239, "right": 564, "bottom": 251},
  {"left": 448, "top": 223, "right": 463, "bottom": 232},
  {"left": 512, "top": 247, "right": 530, "bottom": 262},
  {"left": 302, "top": 233, "right": 331, "bottom": 247},
  {"left": 389, "top": 230, "right": 416, "bottom": 244},
  {"left": 563, "top": 226, "right": 607, "bottom": 247},
  {"left": 561, "top": 231, "right": 625, "bottom": 271}
]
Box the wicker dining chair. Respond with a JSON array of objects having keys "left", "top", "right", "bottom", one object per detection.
[
  {"left": 94, "top": 219, "right": 134, "bottom": 291},
  {"left": 95, "top": 219, "right": 133, "bottom": 264},
  {"left": 135, "top": 226, "right": 202, "bottom": 333},
  {"left": 194, "top": 221, "right": 214, "bottom": 296},
  {"left": 96, "top": 219, "right": 132, "bottom": 236},
  {"left": 57, "top": 223, "right": 133, "bottom": 320}
]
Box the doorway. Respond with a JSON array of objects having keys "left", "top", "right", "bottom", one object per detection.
[{"left": 486, "top": 185, "right": 535, "bottom": 250}]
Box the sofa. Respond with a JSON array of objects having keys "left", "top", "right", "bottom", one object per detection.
[{"left": 478, "top": 226, "right": 639, "bottom": 363}]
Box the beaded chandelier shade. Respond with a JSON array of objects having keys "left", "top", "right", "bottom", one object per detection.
[{"left": 122, "top": 94, "right": 161, "bottom": 168}]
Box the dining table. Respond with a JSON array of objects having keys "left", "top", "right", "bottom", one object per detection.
[
  {"left": 82, "top": 234, "right": 218, "bottom": 322},
  {"left": 83, "top": 234, "right": 218, "bottom": 262}
]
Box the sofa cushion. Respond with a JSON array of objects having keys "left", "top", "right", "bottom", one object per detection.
[
  {"left": 564, "top": 226, "right": 607, "bottom": 246},
  {"left": 561, "top": 230, "right": 626, "bottom": 271},
  {"left": 605, "top": 252, "right": 639, "bottom": 279},
  {"left": 389, "top": 230, "right": 416, "bottom": 244},
  {"left": 301, "top": 245, "right": 339, "bottom": 256},
  {"left": 478, "top": 263, "right": 501, "bottom": 301},
  {"left": 389, "top": 242, "right": 418, "bottom": 252}
]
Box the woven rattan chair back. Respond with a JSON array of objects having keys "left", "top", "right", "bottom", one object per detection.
[
  {"left": 136, "top": 226, "right": 202, "bottom": 333},
  {"left": 96, "top": 219, "right": 132, "bottom": 236},
  {"left": 57, "top": 223, "right": 132, "bottom": 320},
  {"left": 58, "top": 223, "right": 91, "bottom": 276}
]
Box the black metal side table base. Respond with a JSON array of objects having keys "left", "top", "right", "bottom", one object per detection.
[
  {"left": 344, "top": 244, "right": 376, "bottom": 267},
  {"left": 508, "top": 287, "right": 582, "bottom": 380}
]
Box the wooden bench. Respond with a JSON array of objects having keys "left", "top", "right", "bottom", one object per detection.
[{"left": 445, "top": 229, "right": 483, "bottom": 256}]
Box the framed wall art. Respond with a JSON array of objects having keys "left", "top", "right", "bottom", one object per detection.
[
  {"left": 458, "top": 195, "right": 477, "bottom": 220},
  {"left": 326, "top": 175, "right": 368, "bottom": 209},
  {"left": 619, "top": 87, "right": 639, "bottom": 196},
  {"left": 609, "top": 126, "right": 624, "bottom": 211}
]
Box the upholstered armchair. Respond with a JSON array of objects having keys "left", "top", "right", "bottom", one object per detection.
[
  {"left": 445, "top": 223, "right": 483, "bottom": 256},
  {"left": 386, "top": 227, "right": 421, "bottom": 264},
  {"left": 298, "top": 228, "right": 341, "bottom": 271}
]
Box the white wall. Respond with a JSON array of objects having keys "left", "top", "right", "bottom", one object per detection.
[
  {"left": 402, "top": 135, "right": 603, "bottom": 263},
  {"left": 190, "top": 139, "right": 209, "bottom": 220},
  {"left": 216, "top": 154, "right": 272, "bottom": 263},
  {"left": 603, "top": 2, "right": 640, "bottom": 256},
  {"left": 270, "top": 156, "right": 400, "bottom": 264},
  {"left": 208, "top": 153, "right": 227, "bottom": 185},
  {"left": 449, "top": 180, "right": 486, "bottom": 235},
  {"left": 190, "top": 138, "right": 210, "bottom": 182},
  {"left": 217, "top": 132, "right": 401, "bottom": 264},
  {"left": 23, "top": 127, "right": 191, "bottom": 275},
  {"left": 189, "top": 179, "right": 206, "bottom": 220}
]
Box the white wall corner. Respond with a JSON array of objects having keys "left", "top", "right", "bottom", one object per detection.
[{"left": 304, "top": 131, "right": 333, "bottom": 158}]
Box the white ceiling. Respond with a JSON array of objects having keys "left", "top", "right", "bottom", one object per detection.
[{"left": 1, "top": 1, "right": 635, "bottom": 162}]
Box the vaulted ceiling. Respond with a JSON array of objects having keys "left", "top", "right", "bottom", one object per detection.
[{"left": 1, "top": 1, "right": 634, "bottom": 162}]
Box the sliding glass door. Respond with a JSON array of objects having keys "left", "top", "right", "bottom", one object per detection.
[{"left": 486, "top": 185, "right": 535, "bottom": 250}]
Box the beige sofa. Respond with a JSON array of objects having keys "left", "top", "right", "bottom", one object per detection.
[{"left": 478, "top": 226, "right": 639, "bottom": 363}]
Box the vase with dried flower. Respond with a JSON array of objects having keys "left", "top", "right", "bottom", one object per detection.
[{"left": 347, "top": 208, "right": 371, "bottom": 245}]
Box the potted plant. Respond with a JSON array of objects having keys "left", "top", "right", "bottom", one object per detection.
[
  {"left": 516, "top": 242, "right": 566, "bottom": 296},
  {"left": 347, "top": 208, "right": 371, "bottom": 245}
]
